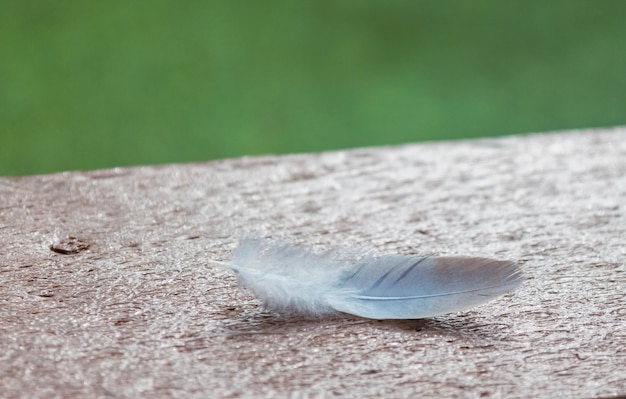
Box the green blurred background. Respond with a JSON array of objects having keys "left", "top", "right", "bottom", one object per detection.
[{"left": 1, "top": 1, "right": 625, "bottom": 176}]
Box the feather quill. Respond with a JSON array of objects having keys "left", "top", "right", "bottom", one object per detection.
[{"left": 210, "top": 238, "right": 522, "bottom": 319}]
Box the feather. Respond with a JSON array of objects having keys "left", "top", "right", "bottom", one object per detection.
[{"left": 210, "top": 238, "right": 523, "bottom": 319}]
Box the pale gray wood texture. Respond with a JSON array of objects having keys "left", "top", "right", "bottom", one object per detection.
[{"left": 2, "top": 128, "right": 625, "bottom": 398}]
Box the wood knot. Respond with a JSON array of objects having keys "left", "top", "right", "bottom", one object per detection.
[{"left": 50, "top": 236, "right": 91, "bottom": 255}]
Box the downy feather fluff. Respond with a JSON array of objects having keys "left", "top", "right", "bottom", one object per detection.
[{"left": 212, "top": 238, "right": 522, "bottom": 319}]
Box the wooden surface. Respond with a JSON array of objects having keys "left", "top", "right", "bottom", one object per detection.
[{"left": 1, "top": 128, "right": 625, "bottom": 398}]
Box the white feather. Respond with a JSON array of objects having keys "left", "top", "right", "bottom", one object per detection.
[{"left": 211, "top": 238, "right": 522, "bottom": 319}]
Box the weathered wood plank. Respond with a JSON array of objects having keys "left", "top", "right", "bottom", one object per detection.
[{"left": 1, "top": 128, "right": 625, "bottom": 398}]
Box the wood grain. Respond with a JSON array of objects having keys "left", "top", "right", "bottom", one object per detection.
[{"left": 1, "top": 128, "right": 625, "bottom": 398}]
